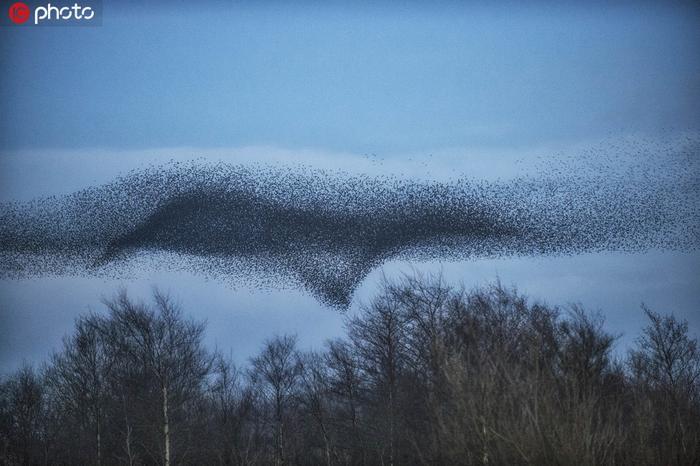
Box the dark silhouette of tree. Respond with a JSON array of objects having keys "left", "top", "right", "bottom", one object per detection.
[
  {"left": 45, "top": 314, "right": 113, "bottom": 466},
  {"left": 1, "top": 277, "right": 699, "bottom": 465},
  {"left": 347, "top": 283, "right": 408, "bottom": 466},
  {"left": 628, "top": 305, "right": 700, "bottom": 464},
  {"left": 100, "top": 289, "right": 213, "bottom": 466},
  {"left": 0, "top": 364, "right": 45, "bottom": 466},
  {"left": 249, "top": 335, "right": 302, "bottom": 466}
]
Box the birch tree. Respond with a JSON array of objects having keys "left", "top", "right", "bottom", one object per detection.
[{"left": 102, "top": 289, "right": 212, "bottom": 466}]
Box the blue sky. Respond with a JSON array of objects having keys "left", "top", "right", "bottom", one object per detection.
[
  {"left": 1, "top": 1, "right": 699, "bottom": 372},
  {"left": 2, "top": 1, "right": 699, "bottom": 152}
]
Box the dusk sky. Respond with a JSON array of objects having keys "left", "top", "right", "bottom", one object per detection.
[{"left": 1, "top": 1, "right": 699, "bottom": 373}]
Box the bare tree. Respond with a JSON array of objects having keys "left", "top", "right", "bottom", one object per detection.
[
  {"left": 299, "top": 351, "right": 335, "bottom": 466},
  {"left": 102, "top": 288, "right": 212, "bottom": 466},
  {"left": 629, "top": 306, "right": 700, "bottom": 464},
  {"left": 347, "top": 283, "right": 407, "bottom": 466},
  {"left": 45, "top": 314, "right": 113, "bottom": 466},
  {"left": 208, "top": 354, "right": 262, "bottom": 466},
  {"left": 325, "top": 339, "right": 365, "bottom": 465},
  {"left": 249, "top": 335, "right": 302, "bottom": 466},
  {"left": 0, "top": 364, "right": 45, "bottom": 466},
  {"left": 3, "top": 280, "right": 700, "bottom": 466}
]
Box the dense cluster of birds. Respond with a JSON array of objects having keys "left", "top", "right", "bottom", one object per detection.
[{"left": 1, "top": 138, "right": 698, "bottom": 308}]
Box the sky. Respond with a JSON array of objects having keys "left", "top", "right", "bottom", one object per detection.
[{"left": 1, "top": 1, "right": 699, "bottom": 373}]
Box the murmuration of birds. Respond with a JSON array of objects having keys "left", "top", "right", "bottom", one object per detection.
[{"left": 1, "top": 138, "right": 698, "bottom": 308}]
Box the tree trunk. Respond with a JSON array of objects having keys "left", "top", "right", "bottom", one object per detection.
[
  {"left": 276, "top": 419, "right": 283, "bottom": 466},
  {"left": 388, "top": 387, "right": 395, "bottom": 466},
  {"left": 96, "top": 404, "right": 102, "bottom": 466},
  {"left": 123, "top": 397, "right": 135, "bottom": 466},
  {"left": 320, "top": 419, "right": 331, "bottom": 466},
  {"left": 275, "top": 392, "right": 283, "bottom": 466},
  {"left": 96, "top": 424, "right": 101, "bottom": 466},
  {"left": 126, "top": 423, "right": 134, "bottom": 466},
  {"left": 163, "top": 384, "right": 171, "bottom": 466}
]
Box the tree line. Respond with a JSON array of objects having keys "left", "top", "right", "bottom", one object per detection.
[{"left": 1, "top": 276, "right": 699, "bottom": 465}]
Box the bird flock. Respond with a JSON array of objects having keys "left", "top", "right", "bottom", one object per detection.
[{"left": 1, "top": 137, "right": 698, "bottom": 308}]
